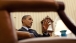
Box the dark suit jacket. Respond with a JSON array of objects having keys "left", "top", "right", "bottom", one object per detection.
[{"left": 18, "top": 27, "right": 50, "bottom": 37}]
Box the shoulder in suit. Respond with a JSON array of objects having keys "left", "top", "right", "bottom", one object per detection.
[
  {"left": 18, "top": 27, "right": 27, "bottom": 31},
  {"left": 18, "top": 27, "right": 50, "bottom": 37}
]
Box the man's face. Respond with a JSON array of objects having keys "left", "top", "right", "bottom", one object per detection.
[{"left": 23, "top": 16, "right": 33, "bottom": 28}]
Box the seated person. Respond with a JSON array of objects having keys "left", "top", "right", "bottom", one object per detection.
[{"left": 18, "top": 15, "right": 50, "bottom": 40}]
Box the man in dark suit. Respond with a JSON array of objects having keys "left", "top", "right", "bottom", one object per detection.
[{"left": 18, "top": 15, "right": 50, "bottom": 38}]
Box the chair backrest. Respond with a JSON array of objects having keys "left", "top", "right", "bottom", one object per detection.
[
  {"left": 0, "top": 10, "right": 18, "bottom": 43},
  {"left": 19, "top": 37, "right": 76, "bottom": 43}
]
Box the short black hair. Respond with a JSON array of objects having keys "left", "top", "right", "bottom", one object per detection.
[{"left": 22, "top": 15, "right": 30, "bottom": 23}]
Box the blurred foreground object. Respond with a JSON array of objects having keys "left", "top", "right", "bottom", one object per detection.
[{"left": 0, "top": 0, "right": 76, "bottom": 43}]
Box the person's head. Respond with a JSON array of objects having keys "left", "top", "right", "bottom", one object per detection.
[{"left": 22, "top": 15, "right": 33, "bottom": 28}]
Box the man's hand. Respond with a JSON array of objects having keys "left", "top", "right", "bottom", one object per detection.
[{"left": 43, "top": 20, "right": 49, "bottom": 31}]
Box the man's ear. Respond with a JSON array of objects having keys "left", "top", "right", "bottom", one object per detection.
[{"left": 22, "top": 19, "right": 25, "bottom": 23}]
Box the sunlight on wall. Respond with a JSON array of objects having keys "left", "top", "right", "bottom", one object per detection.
[
  {"left": 54, "top": 20, "right": 71, "bottom": 35},
  {"left": 54, "top": 17, "right": 75, "bottom": 37}
]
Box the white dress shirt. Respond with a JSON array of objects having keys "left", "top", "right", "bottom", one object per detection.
[{"left": 22, "top": 26, "right": 29, "bottom": 31}]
